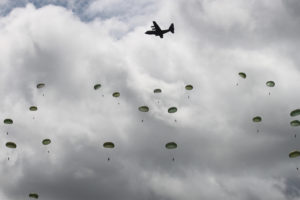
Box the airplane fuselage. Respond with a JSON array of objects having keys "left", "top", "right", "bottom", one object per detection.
[{"left": 145, "top": 30, "right": 169, "bottom": 36}]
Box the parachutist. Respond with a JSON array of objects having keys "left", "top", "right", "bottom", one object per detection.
[
  {"left": 172, "top": 157, "right": 175, "bottom": 161},
  {"left": 107, "top": 157, "right": 110, "bottom": 161}
]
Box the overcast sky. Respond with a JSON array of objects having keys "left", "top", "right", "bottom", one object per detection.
[{"left": 1, "top": 0, "right": 300, "bottom": 199}]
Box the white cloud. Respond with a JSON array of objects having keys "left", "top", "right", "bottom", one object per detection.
[{"left": 1, "top": 0, "right": 300, "bottom": 199}]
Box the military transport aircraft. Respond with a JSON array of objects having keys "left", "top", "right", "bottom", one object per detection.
[{"left": 145, "top": 21, "right": 174, "bottom": 38}]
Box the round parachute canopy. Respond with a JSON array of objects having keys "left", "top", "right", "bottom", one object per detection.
[
  {"left": 238, "top": 72, "right": 246, "bottom": 79},
  {"left": 138, "top": 106, "right": 149, "bottom": 112},
  {"left": 112, "top": 92, "right": 120, "bottom": 97},
  {"left": 36, "top": 83, "right": 45, "bottom": 89},
  {"left": 94, "top": 84, "right": 101, "bottom": 90},
  {"left": 165, "top": 142, "right": 177, "bottom": 149},
  {"left": 153, "top": 88, "right": 162, "bottom": 93},
  {"left": 4, "top": 119, "right": 13, "bottom": 124},
  {"left": 185, "top": 85, "right": 193, "bottom": 90},
  {"left": 289, "top": 151, "right": 300, "bottom": 158},
  {"left": 42, "top": 139, "right": 51, "bottom": 145},
  {"left": 291, "top": 109, "right": 300, "bottom": 117},
  {"left": 290, "top": 120, "right": 300, "bottom": 127},
  {"left": 103, "top": 142, "right": 115, "bottom": 148},
  {"left": 266, "top": 81, "right": 275, "bottom": 87},
  {"left": 29, "top": 193, "right": 39, "bottom": 199},
  {"left": 6, "top": 142, "right": 16, "bottom": 149},
  {"left": 168, "top": 107, "right": 177, "bottom": 113},
  {"left": 29, "top": 106, "right": 38, "bottom": 111},
  {"left": 252, "top": 116, "right": 262, "bottom": 122}
]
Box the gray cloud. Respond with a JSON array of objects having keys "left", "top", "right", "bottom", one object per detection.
[{"left": 1, "top": 0, "right": 300, "bottom": 200}]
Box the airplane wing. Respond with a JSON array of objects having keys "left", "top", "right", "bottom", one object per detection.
[{"left": 153, "top": 21, "right": 161, "bottom": 32}]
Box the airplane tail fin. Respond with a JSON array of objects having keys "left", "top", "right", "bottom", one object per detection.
[{"left": 169, "top": 23, "right": 174, "bottom": 33}]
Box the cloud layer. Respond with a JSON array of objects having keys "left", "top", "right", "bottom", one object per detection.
[{"left": 1, "top": 0, "right": 300, "bottom": 199}]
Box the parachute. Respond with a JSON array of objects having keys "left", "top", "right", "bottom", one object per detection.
[
  {"left": 138, "top": 106, "right": 149, "bottom": 122},
  {"left": 236, "top": 72, "right": 247, "bottom": 86},
  {"left": 94, "top": 84, "right": 101, "bottom": 90},
  {"left": 291, "top": 109, "right": 300, "bottom": 117},
  {"left": 165, "top": 142, "right": 177, "bottom": 161},
  {"left": 138, "top": 106, "right": 149, "bottom": 112},
  {"left": 168, "top": 107, "right": 178, "bottom": 122},
  {"left": 168, "top": 107, "right": 177, "bottom": 113},
  {"left": 103, "top": 142, "right": 115, "bottom": 161},
  {"left": 36, "top": 83, "right": 45, "bottom": 89},
  {"left": 6, "top": 142, "right": 16, "bottom": 148},
  {"left": 165, "top": 142, "right": 177, "bottom": 149},
  {"left": 29, "top": 106, "right": 38, "bottom": 111},
  {"left": 112, "top": 92, "right": 120, "bottom": 98},
  {"left": 4, "top": 119, "right": 13, "bottom": 135},
  {"left": 103, "top": 142, "right": 115, "bottom": 148},
  {"left": 238, "top": 72, "right": 246, "bottom": 79},
  {"left": 266, "top": 81, "right": 275, "bottom": 87},
  {"left": 153, "top": 89, "right": 162, "bottom": 104},
  {"left": 185, "top": 85, "right": 193, "bottom": 90},
  {"left": 289, "top": 151, "right": 300, "bottom": 158},
  {"left": 252, "top": 116, "right": 262, "bottom": 122},
  {"left": 29, "top": 193, "right": 39, "bottom": 199},
  {"left": 36, "top": 83, "right": 46, "bottom": 96},
  {"left": 289, "top": 150, "right": 300, "bottom": 171},
  {"left": 153, "top": 89, "right": 162, "bottom": 93},
  {"left": 42, "top": 139, "right": 51, "bottom": 153},
  {"left": 252, "top": 116, "right": 262, "bottom": 132},
  {"left": 42, "top": 139, "right": 51, "bottom": 145},
  {"left": 5, "top": 142, "right": 16, "bottom": 160},
  {"left": 3, "top": 119, "right": 13, "bottom": 124},
  {"left": 290, "top": 120, "right": 300, "bottom": 127}
]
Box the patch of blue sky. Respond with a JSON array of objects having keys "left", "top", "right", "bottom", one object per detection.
[
  {"left": 0, "top": 0, "right": 93, "bottom": 21},
  {"left": 0, "top": 0, "right": 157, "bottom": 23}
]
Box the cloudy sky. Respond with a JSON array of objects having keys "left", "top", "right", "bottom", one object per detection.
[{"left": 1, "top": 0, "right": 300, "bottom": 199}]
